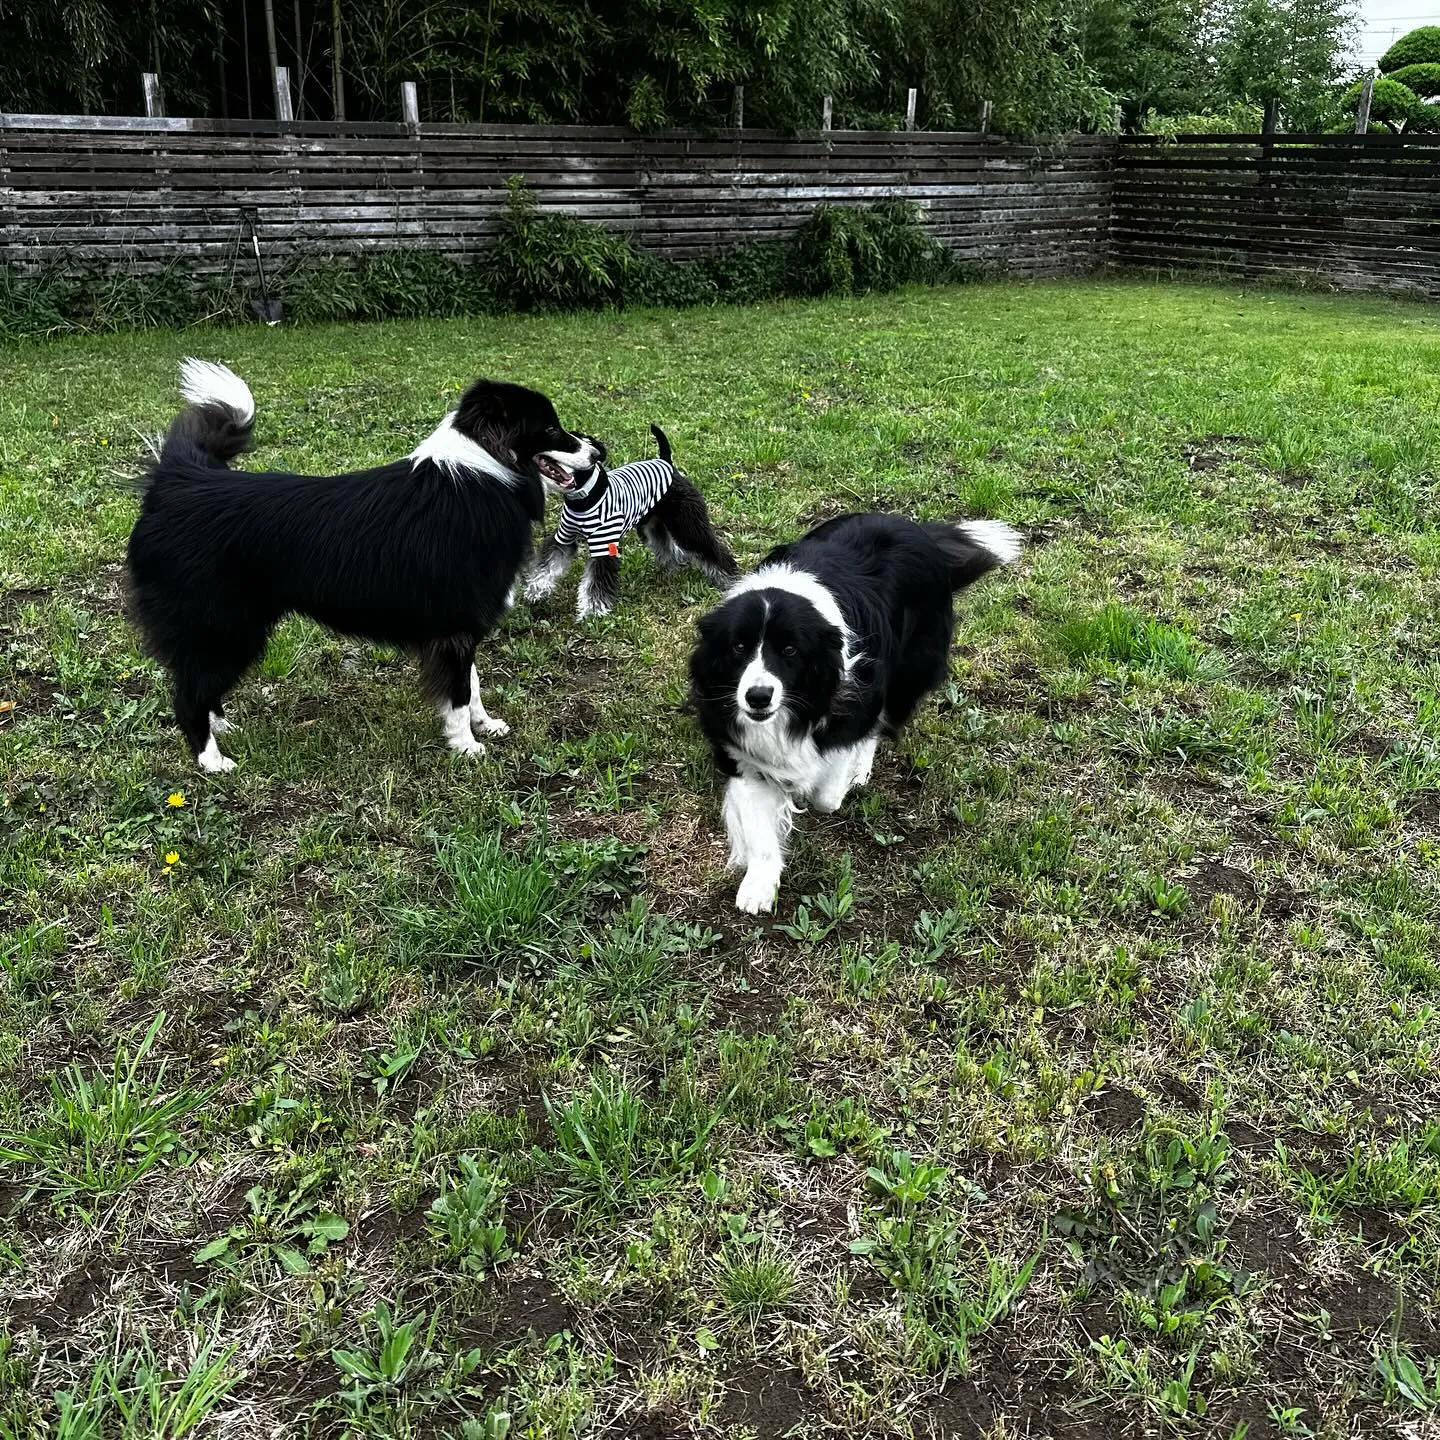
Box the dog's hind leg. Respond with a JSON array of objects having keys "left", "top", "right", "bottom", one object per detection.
[
  {"left": 467, "top": 664, "right": 509, "bottom": 737},
  {"left": 637, "top": 515, "right": 685, "bottom": 570},
  {"left": 577, "top": 555, "right": 621, "bottom": 619},
  {"left": 524, "top": 535, "right": 578, "bottom": 603},
  {"left": 173, "top": 634, "right": 263, "bottom": 772},
  {"left": 175, "top": 679, "right": 230, "bottom": 773},
  {"left": 420, "top": 636, "right": 486, "bottom": 757},
  {"left": 648, "top": 477, "right": 738, "bottom": 586}
]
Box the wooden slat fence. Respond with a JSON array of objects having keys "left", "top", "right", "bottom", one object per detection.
[
  {"left": 0, "top": 116, "right": 1114, "bottom": 278},
  {"left": 1112, "top": 133, "right": 1440, "bottom": 299}
]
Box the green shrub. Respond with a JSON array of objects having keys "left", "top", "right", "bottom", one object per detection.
[
  {"left": 0, "top": 257, "right": 250, "bottom": 339},
  {"left": 1387, "top": 63, "right": 1440, "bottom": 100},
  {"left": 790, "top": 199, "right": 950, "bottom": 296},
  {"left": 1140, "top": 103, "right": 1265, "bottom": 138},
  {"left": 1380, "top": 26, "right": 1440, "bottom": 74},
  {"left": 1349, "top": 76, "right": 1434, "bottom": 134},
  {"left": 0, "top": 179, "right": 968, "bottom": 340},
  {"left": 281, "top": 250, "right": 481, "bottom": 324},
  {"left": 695, "top": 243, "right": 796, "bottom": 302},
  {"left": 479, "top": 175, "right": 640, "bottom": 312}
]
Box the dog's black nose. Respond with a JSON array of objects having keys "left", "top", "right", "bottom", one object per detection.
[{"left": 745, "top": 685, "right": 774, "bottom": 712}]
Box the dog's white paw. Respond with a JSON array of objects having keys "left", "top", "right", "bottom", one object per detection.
[
  {"left": 577, "top": 598, "right": 612, "bottom": 620},
  {"left": 448, "top": 734, "right": 487, "bottom": 757},
  {"left": 735, "top": 869, "right": 778, "bottom": 915},
  {"left": 209, "top": 713, "right": 235, "bottom": 737},
  {"left": 524, "top": 575, "right": 556, "bottom": 602},
  {"left": 475, "top": 715, "right": 510, "bottom": 737},
  {"left": 197, "top": 738, "right": 236, "bottom": 773}
]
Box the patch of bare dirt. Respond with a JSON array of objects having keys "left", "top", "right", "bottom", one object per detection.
[
  {"left": 8, "top": 1257, "right": 113, "bottom": 1338},
  {"left": 459, "top": 1272, "right": 572, "bottom": 1351},
  {"left": 1225, "top": 1209, "right": 1308, "bottom": 1282},
  {"left": 1086, "top": 1083, "right": 1147, "bottom": 1134},
  {"left": 718, "top": 1364, "right": 819, "bottom": 1438}
]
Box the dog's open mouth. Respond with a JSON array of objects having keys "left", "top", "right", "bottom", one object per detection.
[{"left": 537, "top": 455, "right": 577, "bottom": 489}]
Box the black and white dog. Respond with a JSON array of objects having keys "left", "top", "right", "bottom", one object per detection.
[
  {"left": 688, "top": 512, "right": 1022, "bottom": 913},
  {"left": 525, "top": 425, "right": 736, "bottom": 618},
  {"left": 126, "top": 359, "right": 600, "bottom": 772}
]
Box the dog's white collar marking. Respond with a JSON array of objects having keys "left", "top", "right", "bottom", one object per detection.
[
  {"left": 726, "top": 564, "right": 856, "bottom": 668},
  {"left": 410, "top": 413, "right": 516, "bottom": 485},
  {"left": 179, "top": 358, "right": 255, "bottom": 425}
]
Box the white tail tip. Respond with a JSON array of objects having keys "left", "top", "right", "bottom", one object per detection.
[
  {"left": 959, "top": 519, "right": 1023, "bottom": 566},
  {"left": 179, "top": 358, "right": 255, "bottom": 426}
]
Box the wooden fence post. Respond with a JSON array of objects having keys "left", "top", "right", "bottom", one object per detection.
[
  {"left": 733, "top": 86, "right": 744, "bottom": 129},
  {"left": 142, "top": 73, "right": 164, "bottom": 118},
  {"left": 905, "top": 88, "right": 917, "bottom": 131},
  {"left": 1262, "top": 97, "right": 1278, "bottom": 135},
  {"left": 1355, "top": 72, "right": 1375, "bottom": 134},
  {"left": 401, "top": 81, "right": 420, "bottom": 127},
  {"left": 980, "top": 99, "right": 993, "bottom": 136},
  {"left": 274, "top": 65, "right": 294, "bottom": 122},
  {"left": 822, "top": 96, "right": 832, "bottom": 132}
]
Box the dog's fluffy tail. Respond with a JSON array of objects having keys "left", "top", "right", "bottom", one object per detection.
[
  {"left": 924, "top": 518, "right": 1023, "bottom": 591},
  {"left": 156, "top": 359, "right": 256, "bottom": 471},
  {"left": 650, "top": 423, "right": 672, "bottom": 465}
]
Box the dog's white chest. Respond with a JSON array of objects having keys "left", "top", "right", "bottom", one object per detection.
[{"left": 726, "top": 727, "right": 830, "bottom": 797}]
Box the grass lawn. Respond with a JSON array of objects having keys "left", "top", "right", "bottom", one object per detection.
[{"left": 2, "top": 278, "right": 1440, "bottom": 1439}]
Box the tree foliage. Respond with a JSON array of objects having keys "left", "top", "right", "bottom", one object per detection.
[
  {"left": 1077, "top": 0, "right": 1209, "bottom": 128},
  {"left": 0, "top": 0, "right": 1115, "bottom": 133},
  {"left": 0, "top": 0, "right": 1359, "bottom": 135},
  {"left": 1379, "top": 25, "right": 1440, "bottom": 75},
  {"left": 1387, "top": 63, "right": 1440, "bottom": 100},
  {"left": 1348, "top": 75, "right": 1439, "bottom": 134},
  {"left": 1209, "top": 0, "right": 1355, "bottom": 130},
  {"left": 1078, "top": 0, "right": 1356, "bottom": 133}
]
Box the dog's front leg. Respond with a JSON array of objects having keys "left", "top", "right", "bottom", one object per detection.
[
  {"left": 722, "top": 774, "right": 795, "bottom": 915},
  {"left": 811, "top": 734, "right": 879, "bottom": 813},
  {"left": 577, "top": 554, "right": 620, "bottom": 619},
  {"left": 525, "top": 536, "right": 578, "bottom": 602}
]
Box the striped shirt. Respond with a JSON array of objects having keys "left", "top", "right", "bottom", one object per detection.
[{"left": 554, "top": 457, "right": 674, "bottom": 559}]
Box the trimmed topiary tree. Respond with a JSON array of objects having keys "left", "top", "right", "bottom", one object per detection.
[
  {"left": 1379, "top": 26, "right": 1440, "bottom": 74},
  {"left": 1349, "top": 75, "right": 1427, "bottom": 132},
  {"left": 1387, "top": 62, "right": 1440, "bottom": 99}
]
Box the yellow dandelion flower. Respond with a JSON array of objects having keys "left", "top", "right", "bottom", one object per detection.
[
  {"left": 166, "top": 791, "right": 186, "bottom": 808},
  {"left": 164, "top": 851, "right": 180, "bottom": 866}
]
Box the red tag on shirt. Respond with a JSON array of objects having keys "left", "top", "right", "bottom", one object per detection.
[{"left": 607, "top": 542, "right": 619, "bottom": 557}]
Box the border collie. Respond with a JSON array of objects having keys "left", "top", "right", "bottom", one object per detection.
[
  {"left": 688, "top": 512, "right": 1022, "bottom": 913},
  {"left": 125, "top": 359, "right": 600, "bottom": 772},
  {"left": 525, "top": 425, "right": 737, "bottom": 618}
]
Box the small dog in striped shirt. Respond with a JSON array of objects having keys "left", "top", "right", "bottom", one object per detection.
[{"left": 525, "top": 425, "right": 737, "bottom": 618}]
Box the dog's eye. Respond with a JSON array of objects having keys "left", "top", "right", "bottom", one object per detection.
[
  {"left": 782, "top": 645, "right": 797, "bottom": 657},
  {"left": 732, "top": 642, "right": 747, "bottom": 655}
]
